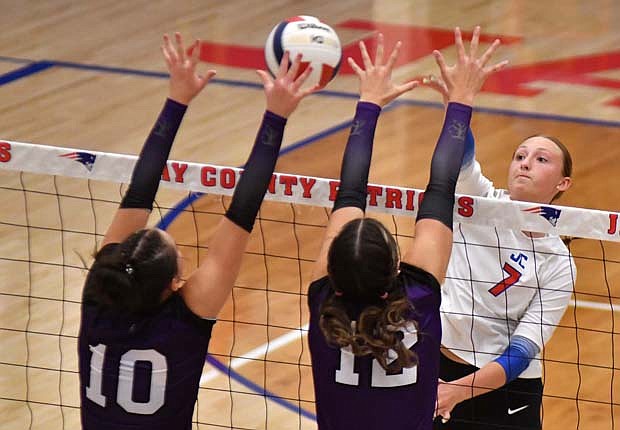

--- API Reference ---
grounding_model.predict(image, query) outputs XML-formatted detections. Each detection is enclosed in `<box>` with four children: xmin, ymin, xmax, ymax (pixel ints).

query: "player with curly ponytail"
<box><xmin>307</xmin><ymin>27</ymin><xmax>507</xmax><ymax>429</ymax></box>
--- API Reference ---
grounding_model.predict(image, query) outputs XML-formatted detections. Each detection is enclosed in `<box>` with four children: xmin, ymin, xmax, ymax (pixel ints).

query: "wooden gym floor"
<box><xmin>1</xmin><ymin>1</ymin><xmax>619</xmax><ymax>429</ymax></box>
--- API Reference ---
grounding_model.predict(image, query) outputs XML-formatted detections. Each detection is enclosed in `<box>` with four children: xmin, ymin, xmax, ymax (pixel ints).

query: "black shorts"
<box><xmin>433</xmin><ymin>352</ymin><xmax>542</xmax><ymax>430</ymax></box>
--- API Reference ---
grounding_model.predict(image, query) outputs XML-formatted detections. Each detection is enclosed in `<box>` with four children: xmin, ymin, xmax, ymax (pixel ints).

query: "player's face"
<box><xmin>507</xmin><ymin>137</ymin><xmax>571</xmax><ymax>203</ymax></box>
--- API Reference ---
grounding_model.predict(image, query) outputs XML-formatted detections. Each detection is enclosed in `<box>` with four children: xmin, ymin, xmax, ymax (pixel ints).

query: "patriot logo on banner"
<box><xmin>523</xmin><ymin>206</ymin><xmax>562</xmax><ymax>227</ymax></box>
<box><xmin>60</xmin><ymin>151</ymin><xmax>97</xmax><ymax>171</ymax></box>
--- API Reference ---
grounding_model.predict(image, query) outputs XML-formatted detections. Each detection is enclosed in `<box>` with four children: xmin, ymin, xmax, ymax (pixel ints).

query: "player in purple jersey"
<box><xmin>78</xmin><ymin>33</ymin><xmax>319</xmax><ymax>430</ymax></box>
<box><xmin>307</xmin><ymin>28</ymin><xmax>507</xmax><ymax>430</ymax></box>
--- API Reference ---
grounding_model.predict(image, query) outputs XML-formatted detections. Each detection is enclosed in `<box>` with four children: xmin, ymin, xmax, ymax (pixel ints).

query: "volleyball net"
<box><xmin>0</xmin><ymin>140</ymin><xmax>618</xmax><ymax>429</ymax></box>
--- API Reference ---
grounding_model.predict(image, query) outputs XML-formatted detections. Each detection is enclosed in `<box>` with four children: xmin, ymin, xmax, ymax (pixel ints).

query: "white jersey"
<box><xmin>441</xmin><ymin>161</ymin><xmax>576</xmax><ymax>378</ymax></box>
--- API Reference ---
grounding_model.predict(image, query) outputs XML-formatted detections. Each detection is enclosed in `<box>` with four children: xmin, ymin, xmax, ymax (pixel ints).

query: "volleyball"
<box><xmin>264</xmin><ymin>15</ymin><xmax>342</xmax><ymax>88</ymax></box>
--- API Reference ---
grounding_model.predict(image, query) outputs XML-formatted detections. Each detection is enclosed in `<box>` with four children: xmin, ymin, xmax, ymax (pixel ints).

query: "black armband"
<box><xmin>333</xmin><ymin>101</ymin><xmax>381</xmax><ymax>212</ymax></box>
<box><xmin>416</xmin><ymin>102</ymin><xmax>472</xmax><ymax>229</ymax></box>
<box><xmin>225</xmin><ymin>110</ymin><xmax>287</xmax><ymax>232</ymax></box>
<box><xmin>120</xmin><ymin>98</ymin><xmax>187</xmax><ymax>210</ymax></box>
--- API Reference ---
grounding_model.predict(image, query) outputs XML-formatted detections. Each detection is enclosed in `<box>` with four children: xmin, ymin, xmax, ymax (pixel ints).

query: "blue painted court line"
<box><xmin>1</xmin><ymin>55</ymin><xmax>619</xmax><ymax>128</ymax></box>
<box><xmin>278</xmin><ymin>99</ymin><xmax>402</xmax><ymax>157</ymax></box>
<box><xmin>157</xmin><ymin>192</ymin><xmax>202</xmax><ymax>231</ymax></box>
<box><xmin>280</xmin><ymin>118</ymin><xmax>353</xmax><ymax>157</ymax></box>
<box><xmin>205</xmin><ymin>355</ymin><xmax>317</xmax><ymax>421</ymax></box>
<box><xmin>0</xmin><ymin>61</ymin><xmax>54</xmax><ymax>86</ymax></box>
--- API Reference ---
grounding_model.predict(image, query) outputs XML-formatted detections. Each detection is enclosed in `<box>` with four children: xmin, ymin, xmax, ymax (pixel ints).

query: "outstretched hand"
<box><xmin>432</xmin><ymin>26</ymin><xmax>508</xmax><ymax>106</ymax></box>
<box><xmin>256</xmin><ymin>52</ymin><xmax>320</xmax><ymax>118</ymax></box>
<box><xmin>161</xmin><ymin>32</ymin><xmax>217</xmax><ymax>105</ymax></box>
<box><xmin>421</xmin><ymin>74</ymin><xmax>449</xmax><ymax>107</ymax></box>
<box><xmin>348</xmin><ymin>33</ymin><xmax>418</xmax><ymax>107</ymax></box>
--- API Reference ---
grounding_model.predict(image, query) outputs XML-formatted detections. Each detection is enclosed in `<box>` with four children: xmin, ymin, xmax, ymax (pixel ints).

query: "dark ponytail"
<box><xmin>320</xmin><ymin>218</ymin><xmax>418</xmax><ymax>372</ymax></box>
<box><xmin>84</xmin><ymin>229</ymin><xmax>178</xmax><ymax>314</ymax></box>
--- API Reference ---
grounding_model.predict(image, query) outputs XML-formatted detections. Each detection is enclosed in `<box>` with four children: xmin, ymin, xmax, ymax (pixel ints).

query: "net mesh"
<box><xmin>0</xmin><ymin>141</ymin><xmax>618</xmax><ymax>429</ymax></box>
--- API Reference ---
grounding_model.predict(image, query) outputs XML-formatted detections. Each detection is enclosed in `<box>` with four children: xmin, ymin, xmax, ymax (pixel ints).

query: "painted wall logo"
<box><xmin>522</xmin><ymin>206</ymin><xmax>561</xmax><ymax>226</ymax></box>
<box><xmin>60</xmin><ymin>151</ymin><xmax>97</xmax><ymax>171</ymax></box>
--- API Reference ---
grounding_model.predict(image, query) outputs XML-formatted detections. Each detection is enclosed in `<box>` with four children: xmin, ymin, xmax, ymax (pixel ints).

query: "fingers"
<box><xmin>374</xmin><ymin>33</ymin><xmax>384</xmax><ymax>65</ymax></box>
<box><xmin>160</xmin><ymin>44</ymin><xmax>172</xmax><ymax>68</ymax></box>
<box><xmin>196</xmin><ymin>69</ymin><xmax>217</xmax><ymax>92</ymax></box>
<box><xmin>485</xmin><ymin>59</ymin><xmax>508</xmax><ymax>74</ymax></box>
<box><xmin>433</xmin><ymin>50</ymin><xmax>450</xmax><ymax>86</ymax></box>
<box><xmin>422</xmin><ymin>75</ymin><xmax>448</xmax><ymax>96</ymax></box>
<box><xmin>441</xmin><ymin>411</ymin><xmax>451</xmax><ymax>423</ymax></box>
<box><xmin>277</xmin><ymin>51</ymin><xmax>290</xmax><ymax>77</ymax></box>
<box><xmin>291</xmin><ymin>64</ymin><xmax>314</xmax><ymax>92</ymax></box>
<box><xmin>189</xmin><ymin>39</ymin><xmax>201</xmax><ymax>66</ymax></box>
<box><xmin>347</xmin><ymin>57</ymin><xmax>363</xmax><ymax>76</ymax></box>
<box><xmin>469</xmin><ymin>25</ymin><xmax>480</xmax><ymax>59</ymax></box>
<box><xmin>256</xmin><ymin>69</ymin><xmax>272</xmax><ymax>87</ymax></box>
<box><xmin>454</xmin><ymin>27</ymin><xmax>466</xmax><ymax>62</ymax></box>
<box><xmin>394</xmin><ymin>79</ymin><xmax>418</xmax><ymax>97</ymax></box>
<box><xmin>162</xmin><ymin>33</ymin><xmax>178</xmax><ymax>65</ymax></box>
<box><xmin>479</xmin><ymin>38</ymin><xmax>501</xmax><ymax>67</ymax></box>
<box><xmin>385</xmin><ymin>40</ymin><xmax>402</xmax><ymax>72</ymax></box>
<box><xmin>204</xmin><ymin>69</ymin><xmax>217</xmax><ymax>82</ymax></box>
<box><xmin>359</xmin><ymin>40</ymin><xmax>372</xmax><ymax>70</ymax></box>
<box><xmin>298</xmin><ymin>82</ymin><xmax>322</xmax><ymax>98</ymax></box>
<box><xmin>287</xmin><ymin>53</ymin><xmax>303</xmax><ymax>81</ymax></box>
<box><xmin>175</xmin><ymin>32</ymin><xmax>186</xmax><ymax>64</ymax></box>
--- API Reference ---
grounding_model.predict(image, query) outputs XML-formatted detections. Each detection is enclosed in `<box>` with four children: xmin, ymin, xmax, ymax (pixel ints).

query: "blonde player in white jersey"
<box><xmin>424</xmin><ymin>76</ymin><xmax>576</xmax><ymax>430</ymax></box>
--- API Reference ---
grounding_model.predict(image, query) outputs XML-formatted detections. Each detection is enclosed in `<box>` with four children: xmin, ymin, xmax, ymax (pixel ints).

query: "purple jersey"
<box><xmin>308</xmin><ymin>262</ymin><xmax>441</xmax><ymax>430</ymax></box>
<box><xmin>78</xmin><ymin>246</ymin><xmax>215</xmax><ymax>430</ymax></box>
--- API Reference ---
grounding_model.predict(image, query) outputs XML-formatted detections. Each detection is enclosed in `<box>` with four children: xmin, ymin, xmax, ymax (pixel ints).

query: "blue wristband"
<box><xmin>494</xmin><ymin>336</ymin><xmax>540</xmax><ymax>383</ymax></box>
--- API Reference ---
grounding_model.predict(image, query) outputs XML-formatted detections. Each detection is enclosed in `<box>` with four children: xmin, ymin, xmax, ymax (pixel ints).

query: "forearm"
<box><xmin>332</xmin><ymin>101</ymin><xmax>381</xmax><ymax>212</ymax></box>
<box><xmin>416</xmin><ymin>102</ymin><xmax>472</xmax><ymax>227</ymax></box>
<box><xmin>121</xmin><ymin>98</ymin><xmax>187</xmax><ymax>210</ymax></box>
<box><xmin>450</xmin><ymin>361</ymin><xmax>507</xmax><ymax>403</ymax></box>
<box><xmin>225</xmin><ymin>110</ymin><xmax>287</xmax><ymax>232</ymax></box>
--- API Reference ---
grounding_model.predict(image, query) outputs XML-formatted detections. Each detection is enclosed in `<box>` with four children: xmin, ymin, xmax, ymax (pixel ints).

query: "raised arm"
<box><xmin>421</xmin><ymin>75</ymin><xmax>495</xmax><ymax>197</ymax></box>
<box><xmin>311</xmin><ymin>34</ymin><xmax>417</xmax><ymax>280</ymax></box>
<box><xmin>102</xmin><ymin>33</ymin><xmax>216</xmax><ymax>248</ymax></box>
<box><xmin>402</xmin><ymin>26</ymin><xmax>507</xmax><ymax>283</ymax></box>
<box><xmin>181</xmin><ymin>52</ymin><xmax>319</xmax><ymax>318</ymax></box>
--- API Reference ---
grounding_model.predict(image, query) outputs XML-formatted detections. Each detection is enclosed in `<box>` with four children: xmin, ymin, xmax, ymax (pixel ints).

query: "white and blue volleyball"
<box><xmin>265</xmin><ymin>15</ymin><xmax>342</xmax><ymax>87</ymax></box>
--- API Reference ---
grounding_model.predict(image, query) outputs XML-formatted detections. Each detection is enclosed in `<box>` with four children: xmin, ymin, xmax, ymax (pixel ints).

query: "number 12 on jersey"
<box><xmin>335</xmin><ymin>322</ymin><xmax>418</xmax><ymax>388</ymax></box>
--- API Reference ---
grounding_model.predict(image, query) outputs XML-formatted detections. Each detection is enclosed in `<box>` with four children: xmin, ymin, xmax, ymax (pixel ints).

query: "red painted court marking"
<box><xmin>484</xmin><ymin>50</ymin><xmax>620</xmax><ymax>96</ymax></box>
<box><xmin>192</xmin><ymin>20</ymin><xmax>620</xmax><ymax>106</ymax></box>
<box><xmin>336</xmin><ymin>20</ymin><xmax>521</xmax><ymax>75</ymax></box>
<box><xmin>193</xmin><ymin>20</ymin><xmax>522</xmax><ymax>75</ymax></box>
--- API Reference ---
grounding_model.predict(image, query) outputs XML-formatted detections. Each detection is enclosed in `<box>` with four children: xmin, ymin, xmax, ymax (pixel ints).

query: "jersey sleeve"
<box><xmin>308</xmin><ymin>277</ymin><xmax>330</xmax><ymax>306</ymax></box>
<box><xmin>512</xmin><ymin>254</ymin><xmax>576</xmax><ymax>350</ymax></box>
<box><xmin>173</xmin><ymin>295</ymin><xmax>216</xmax><ymax>337</ymax></box>
<box><xmin>455</xmin><ymin>159</ymin><xmax>496</xmax><ymax>197</ymax></box>
<box><xmin>398</xmin><ymin>262</ymin><xmax>441</xmax><ymax>307</ymax></box>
